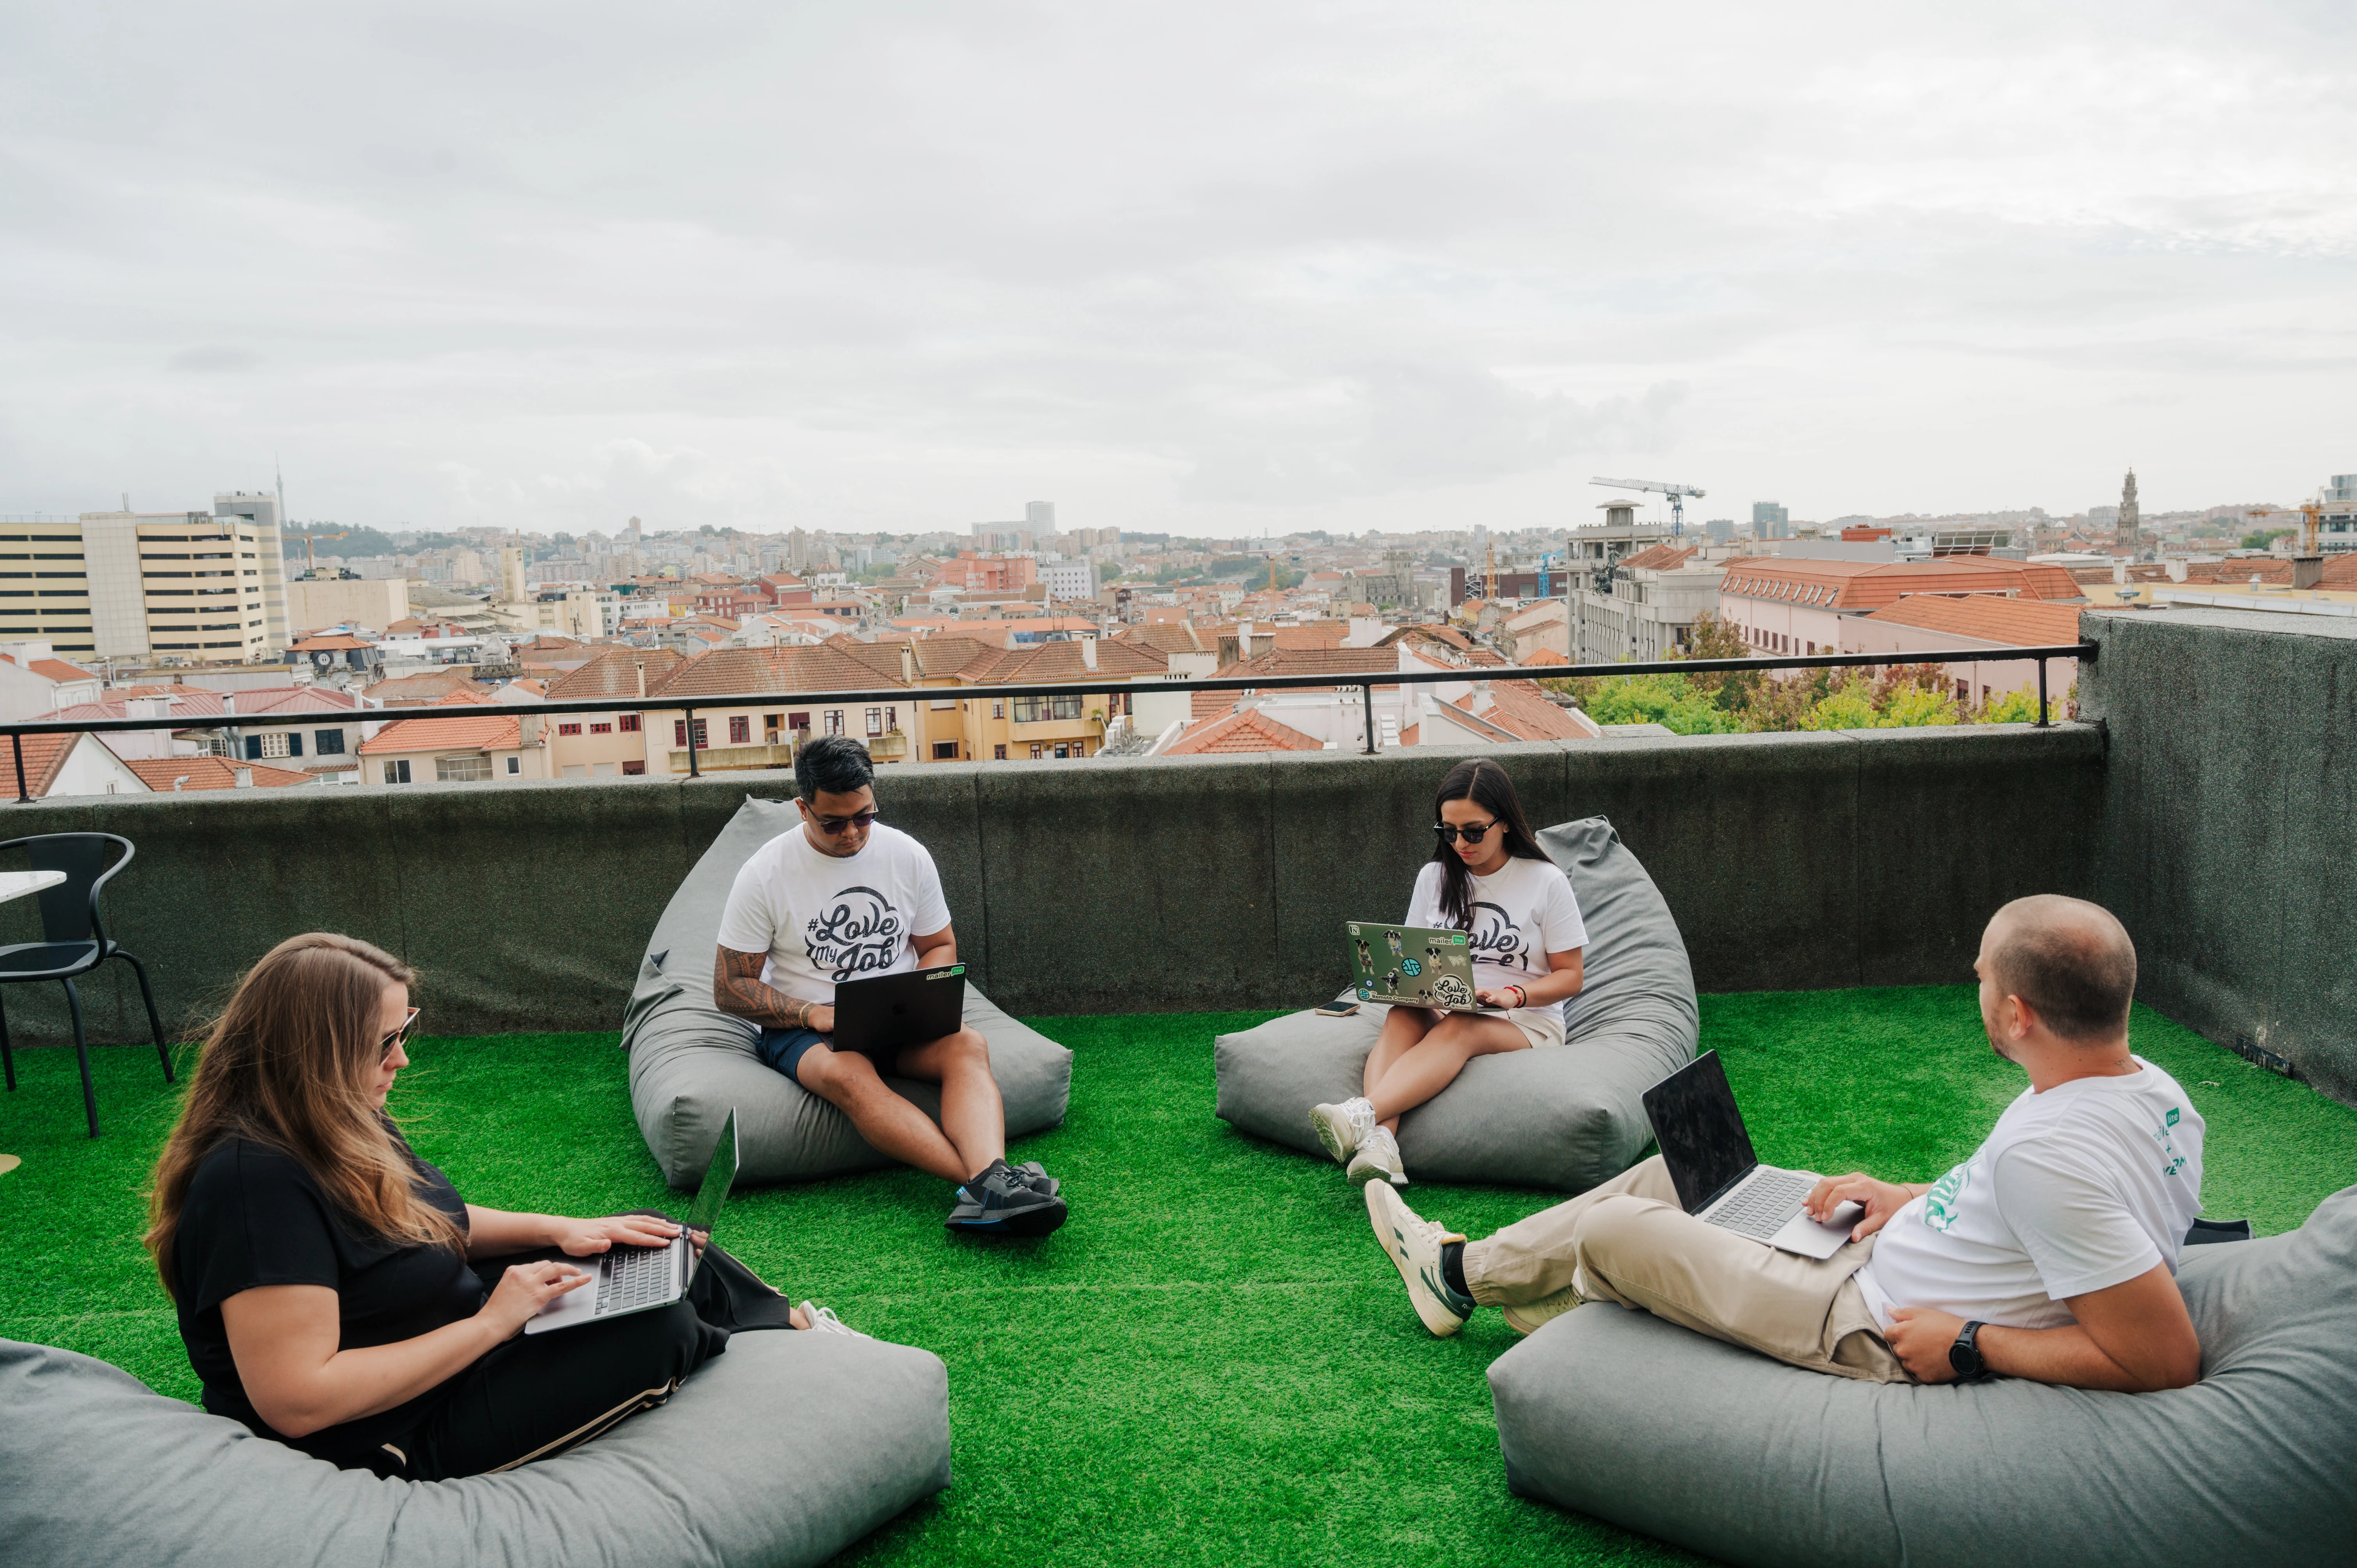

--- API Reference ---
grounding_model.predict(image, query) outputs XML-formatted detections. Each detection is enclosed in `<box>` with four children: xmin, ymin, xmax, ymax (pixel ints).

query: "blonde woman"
<box><xmin>147</xmin><ymin>933</ymin><xmax>853</xmax><ymax>1479</ymax></box>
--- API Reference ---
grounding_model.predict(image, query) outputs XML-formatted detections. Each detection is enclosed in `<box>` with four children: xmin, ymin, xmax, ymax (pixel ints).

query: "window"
<box><xmin>729</xmin><ymin>715</ymin><xmax>751</xmax><ymax>744</ymax></box>
<box><xmin>673</xmin><ymin>719</ymin><xmax>709</xmax><ymax>748</ymax></box>
<box><xmin>506</xmin><ymin>756</ymin><xmax>521</xmax><ymax>775</ymax></box>
<box><xmin>313</xmin><ymin>729</ymin><xmax>345</xmax><ymax>755</ymax></box>
<box><xmin>825</xmin><ymin>711</ymin><xmax>844</xmax><ymax>736</ymax></box>
<box><xmin>590</xmin><ymin>722</ymin><xmax>612</xmax><ymax>734</ymax></box>
<box><xmin>558</xmin><ymin>722</ymin><xmax>583</xmax><ymax>736</ymax></box>
<box><xmin>383</xmin><ymin>759</ymin><xmax>411</xmax><ymax>784</ymax></box>
<box><xmin>1011</xmin><ymin>694</ymin><xmax>1085</xmax><ymax>722</ymax></box>
<box><xmin>622</xmin><ymin>760</ymin><xmax>646</xmax><ymax>775</ymax></box>
<box><xmin>992</xmin><ymin>700</ymin><xmax>1005</xmax><ymax>719</ymax></box>
<box><xmin>1054</xmin><ymin>743</ymin><xmax>1071</xmax><ymax>759</ymax></box>
<box><xmin>789</xmin><ymin>712</ymin><xmax>809</xmax><ymax>731</ymax></box>
<box><xmin>764</xmin><ymin>713</ymin><xmax>781</xmax><ymax>740</ymax></box>
<box><xmin>1029</xmin><ymin>743</ymin><xmax>1042</xmax><ymax>759</ymax></box>
<box><xmin>933</xmin><ymin>741</ymin><xmax>959</xmax><ymax>759</ymax></box>
<box><xmin>994</xmin><ymin>744</ymin><xmax>1007</xmax><ymax>759</ymax></box>
<box><xmin>883</xmin><ymin>706</ymin><xmax>897</xmax><ymax>733</ymax></box>
<box><xmin>618</xmin><ymin>714</ymin><xmax>641</xmax><ymax>733</ymax></box>
<box><xmin>437</xmin><ymin>753</ymin><xmax>492</xmax><ymax>782</ymax></box>
<box><xmin>255</xmin><ymin>733</ymin><xmax>290</xmax><ymax>759</ymax></box>
<box><xmin>865</xmin><ymin>707</ymin><xmax>883</xmax><ymax>737</ymax></box>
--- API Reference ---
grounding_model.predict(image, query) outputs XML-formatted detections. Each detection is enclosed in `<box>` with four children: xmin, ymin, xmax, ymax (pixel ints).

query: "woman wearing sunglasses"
<box><xmin>1310</xmin><ymin>758</ymin><xmax>1586</xmax><ymax>1185</ymax></box>
<box><xmin>146</xmin><ymin>932</ymin><xmax>853</xmax><ymax>1480</ymax></box>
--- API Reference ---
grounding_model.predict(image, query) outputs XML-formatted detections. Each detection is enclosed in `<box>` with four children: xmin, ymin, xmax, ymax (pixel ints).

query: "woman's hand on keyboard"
<box><xmin>481</xmin><ymin>1260</ymin><xmax>590</xmax><ymax>1338</ymax></box>
<box><xmin>554</xmin><ymin>1214</ymin><xmax>682</xmax><ymax>1257</ymax></box>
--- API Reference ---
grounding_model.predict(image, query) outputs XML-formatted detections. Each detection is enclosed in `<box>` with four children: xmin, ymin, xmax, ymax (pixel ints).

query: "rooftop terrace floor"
<box><xmin>5</xmin><ymin>991</ymin><xmax>2355</xmax><ymax>1567</ymax></box>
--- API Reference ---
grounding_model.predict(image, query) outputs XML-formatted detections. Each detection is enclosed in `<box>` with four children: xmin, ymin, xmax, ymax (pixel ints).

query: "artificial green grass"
<box><xmin>4</xmin><ymin>990</ymin><xmax>2354</xmax><ymax>1567</ymax></box>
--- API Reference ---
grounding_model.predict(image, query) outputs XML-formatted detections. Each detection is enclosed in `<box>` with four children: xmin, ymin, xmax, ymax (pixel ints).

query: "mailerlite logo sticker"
<box><xmin>805</xmin><ymin>886</ymin><xmax>905</xmax><ymax>980</ymax></box>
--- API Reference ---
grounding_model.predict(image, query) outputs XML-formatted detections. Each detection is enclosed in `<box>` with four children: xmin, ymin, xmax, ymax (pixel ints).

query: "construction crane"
<box><xmin>1590</xmin><ymin>476</ymin><xmax>1706</xmax><ymax>537</ymax></box>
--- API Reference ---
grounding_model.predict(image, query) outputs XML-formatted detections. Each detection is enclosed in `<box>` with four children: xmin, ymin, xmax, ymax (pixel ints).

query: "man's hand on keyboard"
<box><xmin>1803</xmin><ymin>1173</ymin><xmax>1928</xmax><ymax>1242</ymax></box>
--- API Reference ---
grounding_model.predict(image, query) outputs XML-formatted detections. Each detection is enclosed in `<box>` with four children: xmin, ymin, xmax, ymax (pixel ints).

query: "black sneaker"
<box><xmin>1014</xmin><ymin>1160</ymin><xmax>1060</xmax><ymax>1198</ymax></box>
<box><xmin>947</xmin><ymin>1163</ymin><xmax>1068</xmax><ymax>1236</ymax></box>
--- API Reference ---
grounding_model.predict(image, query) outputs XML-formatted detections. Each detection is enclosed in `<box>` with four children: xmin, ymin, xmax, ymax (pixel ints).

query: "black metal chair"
<box><xmin>0</xmin><ymin>833</ymin><xmax>171</xmax><ymax>1138</ymax></box>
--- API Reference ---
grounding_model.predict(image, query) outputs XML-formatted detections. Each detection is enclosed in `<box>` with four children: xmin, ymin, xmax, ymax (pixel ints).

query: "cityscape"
<box><xmin>0</xmin><ymin>468</ymin><xmax>2349</xmax><ymax>792</ymax></box>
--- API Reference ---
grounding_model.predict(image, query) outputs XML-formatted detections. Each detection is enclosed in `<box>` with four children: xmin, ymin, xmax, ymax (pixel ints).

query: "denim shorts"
<box><xmin>755</xmin><ymin>1025</ymin><xmax>830</xmax><ymax>1084</ymax></box>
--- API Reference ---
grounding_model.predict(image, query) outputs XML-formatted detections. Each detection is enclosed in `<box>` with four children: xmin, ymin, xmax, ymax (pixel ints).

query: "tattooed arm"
<box><xmin>714</xmin><ymin>946</ymin><xmax>831</xmax><ymax>1033</ymax></box>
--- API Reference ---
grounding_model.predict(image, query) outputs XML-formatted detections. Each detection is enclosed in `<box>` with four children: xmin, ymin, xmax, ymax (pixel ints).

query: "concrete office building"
<box><xmin>1026</xmin><ymin>501</ymin><xmax>1056</xmax><ymax>532</ymax></box>
<box><xmin>17</xmin><ymin>492</ymin><xmax>290</xmax><ymax>664</ymax></box>
<box><xmin>2319</xmin><ymin>473</ymin><xmax>2356</xmax><ymax>554</ymax></box>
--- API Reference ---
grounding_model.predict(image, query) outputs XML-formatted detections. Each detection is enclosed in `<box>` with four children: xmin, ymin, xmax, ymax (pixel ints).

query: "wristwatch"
<box><xmin>1948</xmin><ymin>1320</ymin><xmax>1989</xmax><ymax>1382</ymax></box>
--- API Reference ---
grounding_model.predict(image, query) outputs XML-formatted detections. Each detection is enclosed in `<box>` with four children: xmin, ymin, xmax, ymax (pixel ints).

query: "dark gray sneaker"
<box><xmin>1014</xmin><ymin>1160</ymin><xmax>1060</xmax><ymax>1197</ymax></box>
<box><xmin>947</xmin><ymin>1162</ymin><xmax>1069</xmax><ymax>1236</ymax></box>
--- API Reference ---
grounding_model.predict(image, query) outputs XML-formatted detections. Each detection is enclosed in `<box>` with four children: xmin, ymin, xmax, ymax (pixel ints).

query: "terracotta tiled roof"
<box><xmin>544</xmin><ymin>648</ymin><xmax>687</xmax><ymax>702</ymax></box>
<box><xmin>1522</xmin><ymin>647</ymin><xmax>1570</xmax><ymax>667</ymax></box>
<box><xmin>359</xmin><ymin>701</ymin><xmax>525</xmax><ymax>756</ymax></box>
<box><xmin>1380</xmin><ymin>625</ymin><xmax>1478</xmax><ymax>653</ymax></box>
<box><xmin>124</xmin><ymin>756</ymin><xmax>311</xmax><ymax>791</ymax></box>
<box><xmin>1114</xmin><ymin>624</ymin><xmax>1209</xmax><ymax>656</ymax></box>
<box><xmin>1618</xmin><ymin>543</ymin><xmax>1700</xmax><ymax>572</ymax></box>
<box><xmin>1224</xmin><ymin>647</ymin><xmax>1399</xmax><ymax>678</ymax></box>
<box><xmin>1449</xmin><ymin>680</ymin><xmax>1595</xmax><ymax>743</ymax></box>
<box><xmin>1269</xmin><ymin>625</ymin><xmax>1346</xmax><ymax>650</ymax></box>
<box><xmin>958</xmin><ymin>639</ymin><xmax>1167</xmax><ymax>685</ymax></box>
<box><xmin>222</xmin><ymin>686</ymin><xmax>367</xmax><ymax>717</ymax></box>
<box><xmin>1859</xmin><ymin>594</ymin><xmax>2085</xmax><ymax>647</ymax></box>
<box><xmin>0</xmin><ymin>733</ymin><xmax>79</xmax><ymax>798</ymax></box>
<box><xmin>365</xmin><ymin>672</ymin><xmax>493</xmax><ymax>707</ymax></box>
<box><xmin>650</xmin><ymin>645</ymin><xmax>911</xmax><ymax>701</ymax></box>
<box><xmin>1162</xmin><ymin>709</ymin><xmax>1326</xmax><ymax>754</ymax></box>
<box><xmin>1716</xmin><ymin>556</ymin><xmax>2085</xmax><ymax>611</ymax></box>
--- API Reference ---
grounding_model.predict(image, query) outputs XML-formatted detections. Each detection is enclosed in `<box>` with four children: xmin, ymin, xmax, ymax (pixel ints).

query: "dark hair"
<box><xmin>1988</xmin><ymin>895</ymin><xmax>2137</xmax><ymax>1044</ymax></box>
<box><xmin>1428</xmin><ymin>758</ymin><xmax>1549</xmax><ymax>928</ymax></box>
<box><xmin>795</xmin><ymin>733</ymin><xmax>875</xmax><ymax>803</ymax></box>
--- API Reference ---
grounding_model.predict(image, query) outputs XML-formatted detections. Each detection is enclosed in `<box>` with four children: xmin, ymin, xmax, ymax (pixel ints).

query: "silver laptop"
<box><xmin>1344</xmin><ymin>921</ymin><xmax>1502</xmax><ymax>1013</ymax></box>
<box><xmin>1640</xmin><ymin>1053</ymin><xmax>1859</xmax><ymax>1260</ymax></box>
<box><xmin>524</xmin><ymin>1109</ymin><xmax>739</xmax><ymax>1335</ymax></box>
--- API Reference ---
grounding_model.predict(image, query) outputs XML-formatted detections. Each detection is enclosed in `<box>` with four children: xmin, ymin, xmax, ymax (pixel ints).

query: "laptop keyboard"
<box><xmin>595</xmin><ymin>1245</ymin><xmax>674</xmax><ymax>1315</ymax></box>
<box><xmin>1706</xmin><ymin>1168</ymin><xmax>1812</xmax><ymax>1241</ymax></box>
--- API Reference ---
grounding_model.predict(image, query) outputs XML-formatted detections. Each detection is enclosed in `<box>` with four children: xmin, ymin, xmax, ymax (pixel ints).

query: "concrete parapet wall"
<box><xmin>0</xmin><ymin>724</ymin><xmax>2102</xmax><ymax>1045</ymax></box>
<box><xmin>2081</xmin><ymin>606</ymin><xmax>2357</xmax><ymax>1104</ymax></box>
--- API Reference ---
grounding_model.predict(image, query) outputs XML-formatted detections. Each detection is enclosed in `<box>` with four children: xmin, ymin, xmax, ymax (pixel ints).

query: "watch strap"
<box><xmin>1949</xmin><ymin>1319</ymin><xmax>1989</xmax><ymax>1381</ymax></box>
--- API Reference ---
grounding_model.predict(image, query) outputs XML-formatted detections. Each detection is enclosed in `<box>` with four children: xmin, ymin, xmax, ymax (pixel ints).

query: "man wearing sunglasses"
<box><xmin>712</xmin><ymin>734</ymin><xmax>1065</xmax><ymax>1234</ymax></box>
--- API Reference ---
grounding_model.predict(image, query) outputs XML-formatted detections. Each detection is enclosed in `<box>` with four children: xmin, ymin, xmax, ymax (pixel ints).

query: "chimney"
<box><xmin>222</xmin><ymin>693</ymin><xmax>235</xmax><ymax>715</ymax></box>
<box><xmin>1080</xmin><ymin>634</ymin><xmax>1097</xmax><ymax>672</ymax></box>
<box><xmin>900</xmin><ymin>643</ymin><xmax>915</xmax><ymax>682</ymax></box>
<box><xmin>2292</xmin><ymin>555</ymin><xmax>2324</xmax><ymax>591</ymax></box>
<box><xmin>234</xmin><ymin>766</ymin><xmax>253</xmax><ymax>788</ymax></box>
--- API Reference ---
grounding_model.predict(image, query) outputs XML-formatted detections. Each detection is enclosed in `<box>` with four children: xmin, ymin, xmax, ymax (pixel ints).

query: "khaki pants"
<box><xmin>1460</xmin><ymin>1155</ymin><xmax>1909</xmax><ymax>1382</ymax></box>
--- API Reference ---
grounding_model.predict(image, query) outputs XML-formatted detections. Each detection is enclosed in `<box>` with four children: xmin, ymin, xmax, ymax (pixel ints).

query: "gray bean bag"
<box><xmin>0</xmin><ymin>1327</ymin><xmax>950</xmax><ymax>1568</ymax></box>
<box><xmin>1489</xmin><ymin>1184</ymin><xmax>2357</xmax><ymax>1567</ymax></box>
<box><xmin>1212</xmin><ymin>816</ymin><xmax>1698</xmax><ymax>1192</ymax></box>
<box><xmin>629</xmin><ymin>795</ymin><xmax>1072</xmax><ymax>1188</ymax></box>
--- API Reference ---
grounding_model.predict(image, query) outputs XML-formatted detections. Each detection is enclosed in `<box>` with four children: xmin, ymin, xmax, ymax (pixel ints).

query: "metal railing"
<box><xmin>0</xmin><ymin>643</ymin><xmax>2097</xmax><ymax>798</ymax></box>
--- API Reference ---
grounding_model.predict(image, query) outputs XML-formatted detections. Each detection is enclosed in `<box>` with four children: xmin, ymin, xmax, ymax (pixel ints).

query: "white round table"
<box><xmin>0</xmin><ymin>867</ymin><xmax>69</xmax><ymax>1173</ymax></box>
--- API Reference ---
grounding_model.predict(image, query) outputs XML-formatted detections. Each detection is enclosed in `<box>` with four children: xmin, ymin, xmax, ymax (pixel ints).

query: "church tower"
<box><xmin>2117</xmin><ymin>468</ymin><xmax>2141</xmax><ymax>545</ymax></box>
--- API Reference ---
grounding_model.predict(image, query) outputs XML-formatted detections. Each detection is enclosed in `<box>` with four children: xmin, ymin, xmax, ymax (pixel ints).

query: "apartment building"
<box><xmin>1716</xmin><ymin>556</ymin><xmax>2083</xmax><ymax>660</ymax></box>
<box><xmin>541</xmin><ymin>647</ymin><xmax>686</xmax><ymax>777</ymax></box>
<box><xmin>1841</xmin><ymin>595</ymin><xmax>2086</xmax><ymax>705</ymax></box>
<box><xmin>359</xmin><ymin>695</ymin><xmax>555</xmax><ymax>786</ymax></box>
<box><xmin>1569</xmin><ymin>543</ymin><xmax>1729</xmax><ymax>664</ymax></box>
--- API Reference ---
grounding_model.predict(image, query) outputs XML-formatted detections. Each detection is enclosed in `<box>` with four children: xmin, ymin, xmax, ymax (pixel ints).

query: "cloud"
<box><xmin>0</xmin><ymin>1</ymin><xmax>2350</xmax><ymax>527</ymax></box>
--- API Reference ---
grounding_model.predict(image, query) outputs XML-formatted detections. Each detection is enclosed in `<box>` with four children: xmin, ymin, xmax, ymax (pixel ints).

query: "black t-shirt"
<box><xmin>172</xmin><ymin>1129</ymin><xmax>487</xmax><ymax>1465</ymax></box>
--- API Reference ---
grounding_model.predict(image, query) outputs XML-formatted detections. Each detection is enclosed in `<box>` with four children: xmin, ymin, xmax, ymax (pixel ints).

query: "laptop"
<box><xmin>525</xmin><ymin>1109</ymin><xmax>740</xmax><ymax>1335</ymax></box>
<box><xmin>832</xmin><ymin>963</ymin><xmax>966</xmax><ymax>1063</ymax></box>
<box><xmin>1344</xmin><ymin>922</ymin><xmax>1501</xmax><ymax>1013</ymax></box>
<box><xmin>1640</xmin><ymin>1052</ymin><xmax>1860</xmax><ymax>1260</ymax></box>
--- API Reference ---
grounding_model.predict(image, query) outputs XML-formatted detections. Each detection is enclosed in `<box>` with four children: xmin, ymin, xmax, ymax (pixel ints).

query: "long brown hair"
<box><xmin>1428</xmin><ymin>758</ymin><xmax>1549</xmax><ymax>929</ymax></box>
<box><xmin>146</xmin><ymin>933</ymin><xmax>458</xmax><ymax>1299</ymax></box>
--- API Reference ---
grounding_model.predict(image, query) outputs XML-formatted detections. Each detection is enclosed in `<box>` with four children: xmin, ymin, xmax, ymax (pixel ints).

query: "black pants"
<box><xmin>375</xmin><ymin>1225</ymin><xmax>796</xmax><ymax>1481</ymax></box>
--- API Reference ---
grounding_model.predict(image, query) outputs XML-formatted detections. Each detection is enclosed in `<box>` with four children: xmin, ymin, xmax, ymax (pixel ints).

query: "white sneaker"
<box><xmin>1364</xmin><ymin>1182</ymin><xmax>1474</xmax><ymax>1338</ymax></box>
<box><xmin>1345</xmin><ymin>1125</ymin><xmax>1406</xmax><ymax>1187</ymax></box>
<box><xmin>797</xmin><ymin>1300</ymin><xmax>871</xmax><ymax>1339</ymax></box>
<box><xmin>1309</xmin><ymin>1097</ymin><xmax>1377</xmax><ymax>1165</ymax></box>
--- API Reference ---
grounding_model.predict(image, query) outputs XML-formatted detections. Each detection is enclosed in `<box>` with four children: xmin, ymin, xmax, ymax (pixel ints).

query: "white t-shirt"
<box><xmin>1404</xmin><ymin>856</ymin><xmax>1588</xmax><ymax>1025</ymax></box>
<box><xmin>1852</xmin><ymin>1057</ymin><xmax>2205</xmax><ymax>1332</ymax></box>
<box><xmin>713</xmin><ymin>823</ymin><xmax>952</xmax><ymax>1005</ymax></box>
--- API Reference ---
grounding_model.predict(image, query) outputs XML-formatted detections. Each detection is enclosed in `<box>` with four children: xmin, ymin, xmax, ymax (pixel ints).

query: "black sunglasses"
<box><xmin>810</xmin><ymin>809</ymin><xmax>878</xmax><ymax>835</ymax></box>
<box><xmin>1433</xmin><ymin>820</ymin><xmax>1499</xmax><ymax>844</ymax></box>
<box><xmin>380</xmin><ymin>1006</ymin><xmax>421</xmax><ymax>1061</ymax></box>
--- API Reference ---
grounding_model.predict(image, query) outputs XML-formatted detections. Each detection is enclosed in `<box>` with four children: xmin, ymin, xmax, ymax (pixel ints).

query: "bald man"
<box><xmin>1364</xmin><ymin>895</ymin><xmax>2209</xmax><ymax>1391</ymax></box>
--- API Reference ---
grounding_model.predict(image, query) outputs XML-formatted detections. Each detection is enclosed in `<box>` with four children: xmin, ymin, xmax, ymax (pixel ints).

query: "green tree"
<box><xmin>1570</xmin><ymin>672</ymin><xmax>1744</xmax><ymax>735</ymax></box>
<box><xmin>1975</xmin><ymin>687</ymin><xmax>2043</xmax><ymax>724</ymax></box>
<box><xmin>2239</xmin><ymin>528</ymin><xmax>2292</xmax><ymax>551</ymax></box>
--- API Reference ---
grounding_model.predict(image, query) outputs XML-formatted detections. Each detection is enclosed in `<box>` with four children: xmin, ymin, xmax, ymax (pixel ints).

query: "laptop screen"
<box><xmin>1640</xmin><ymin>1052</ymin><xmax>1760</xmax><ymax>1215</ymax></box>
<box><xmin>687</xmin><ymin>1108</ymin><xmax>739</xmax><ymax>1236</ymax></box>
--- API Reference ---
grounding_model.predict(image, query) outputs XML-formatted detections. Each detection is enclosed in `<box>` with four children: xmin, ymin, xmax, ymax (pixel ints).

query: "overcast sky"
<box><xmin>4</xmin><ymin>2</ymin><xmax>2351</xmax><ymax>537</ymax></box>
